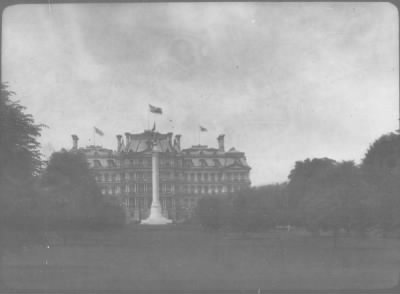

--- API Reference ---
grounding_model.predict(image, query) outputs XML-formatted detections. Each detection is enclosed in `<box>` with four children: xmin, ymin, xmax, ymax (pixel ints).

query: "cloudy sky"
<box><xmin>2</xmin><ymin>2</ymin><xmax>398</xmax><ymax>185</ymax></box>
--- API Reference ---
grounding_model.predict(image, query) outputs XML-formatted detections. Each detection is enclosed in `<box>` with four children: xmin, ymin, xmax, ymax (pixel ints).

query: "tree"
<box><xmin>287</xmin><ymin>158</ymin><xmax>337</xmax><ymax>209</ymax></box>
<box><xmin>195</xmin><ymin>196</ymin><xmax>226</xmax><ymax>231</ymax></box>
<box><xmin>361</xmin><ymin>132</ymin><xmax>400</xmax><ymax>234</ymax></box>
<box><xmin>41</xmin><ymin>150</ymin><xmax>108</xmax><ymax>229</ymax></box>
<box><xmin>299</xmin><ymin>161</ymin><xmax>375</xmax><ymax>244</ymax></box>
<box><xmin>0</xmin><ymin>84</ymin><xmax>46</xmax><ymax>287</ymax></box>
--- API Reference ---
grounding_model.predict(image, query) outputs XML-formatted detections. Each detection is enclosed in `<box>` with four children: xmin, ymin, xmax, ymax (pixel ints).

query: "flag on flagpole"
<box><xmin>149</xmin><ymin>104</ymin><xmax>163</xmax><ymax>114</ymax></box>
<box><xmin>94</xmin><ymin>127</ymin><xmax>104</xmax><ymax>136</ymax></box>
<box><xmin>200</xmin><ymin>126</ymin><xmax>208</xmax><ymax>132</ymax></box>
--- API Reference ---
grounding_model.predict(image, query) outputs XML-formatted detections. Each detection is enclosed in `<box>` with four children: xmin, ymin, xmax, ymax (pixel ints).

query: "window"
<box><xmin>130</xmin><ymin>184</ymin><xmax>135</xmax><ymax>193</ymax></box>
<box><xmin>137</xmin><ymin>184</ymin><xmax>145</xmax><ymax>193</ymax></box>
<box><xmin>129</xmin><ymin>197</ymin><xmax>135</xmax><ymax>208</ymax></box>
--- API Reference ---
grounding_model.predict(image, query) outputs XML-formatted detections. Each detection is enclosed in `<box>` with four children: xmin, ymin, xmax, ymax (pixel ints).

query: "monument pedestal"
<box><xmin>141</xmin><ymin>203</ymin><xmax>172</xmax><ymax>225</ymax></box>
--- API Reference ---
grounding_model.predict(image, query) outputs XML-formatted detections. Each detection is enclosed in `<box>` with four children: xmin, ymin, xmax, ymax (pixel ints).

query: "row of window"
<box><xmin>101</xmin><ymin>183</ymin><xmax>174</xmax><ymax>195</ymax></box>
<box><xmin>95</xmin><ymin>172</ymin><xmax>174</xmax><ymax>183</ymax></box>
<box><xmin>185</xmin><ymin>172</ymin><xmax>248</xmax><ymax>182</ymax></box>
<box><xmin>124</xmin><ymin>197</ymin><xmax>197</xmax><ymax>211</ymax></box>
<box><xmin>93</xmin><ymin>159</ymin><xmax>182</xmax><ymax>168</ymax></box>
<box><xmin>182</xmin><ymin>185</ymin><xmax>241</xmax><ymax>194</ymax></box>
<box><xmin>95</xmin><ymin>172</ymin><xmax>248</xmax><ymax>183</ymax></box>
<box><xmin>101</xmin><ymin>183</ymin><xmax>243</xmax><ymax>196</ymax></box>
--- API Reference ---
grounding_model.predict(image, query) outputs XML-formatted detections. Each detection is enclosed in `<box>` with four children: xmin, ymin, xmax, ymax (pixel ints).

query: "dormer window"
<box><xmin>94</xmin><ymin>160</ymin><xmax>102</xmax><ymax>168</ymax></box>
<box><xmin>213</xmin><ymin>159</ymin><xmax>221</xmax><ymax>167</ymax></box>
<box><xmin>200</xmin><ymin>159</ymin><xmax>207</xmax><ymax>167</ymax></box>
<box><xmin>107</xmin><ymin>160</ymin><xmax>116</xmax><ymax>168</ymax></box>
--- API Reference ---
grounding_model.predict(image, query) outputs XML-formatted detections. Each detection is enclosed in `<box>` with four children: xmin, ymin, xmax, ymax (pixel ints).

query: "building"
<box><xmin>71</xmin><ymin>130</ymin><xmax>251</xmax><ymax>222</ymax></box>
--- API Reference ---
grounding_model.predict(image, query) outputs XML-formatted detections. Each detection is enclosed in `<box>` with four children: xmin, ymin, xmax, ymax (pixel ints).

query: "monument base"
<box><xmin>141</xmin><ymin>205</ymin><xmax>172</xmax><ymax>225</ymax></box>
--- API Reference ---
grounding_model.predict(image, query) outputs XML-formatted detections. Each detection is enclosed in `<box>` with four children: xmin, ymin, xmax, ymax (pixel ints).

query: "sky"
<box><xmin>2</xmin><ymin>2</ymin><xmax>398</xmax><ymax>186</ymax></box>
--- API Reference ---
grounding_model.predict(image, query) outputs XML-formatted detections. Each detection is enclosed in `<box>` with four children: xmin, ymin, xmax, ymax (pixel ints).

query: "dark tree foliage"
<box><xmin>0</xmin><ymin>84</ymin><xmax>45</xmax><ymax>181</ymax></box>
<box><xmin>287</xmin><ymin>158</ymin><xmax>337</xmax><ymax>211</ymax></box>
<box><xmin>195</xmin><ymin>185</ymin><xmax>288</xmax><ymax>233</ymax></box>
<box><xmin>195</xmin><ymin>196</ymin><xmax>227</xmax><ymax>231</ymax></box>
<box><xmin>361</xmin><ymin>132</ymin><xmax>400</xmax><ymax>233</ymax></box>
<box><xmin>0</xmin><ymin>84</ymin><xmax>46</xmax><ymax>228</ymax></box>
<box><xmin>41</xmin><ymin>151</ymin><xmax>114</xmax><ymax>228</ymax></box>
<box><xmin>230</xmin><ymin>186</ymin><xmax>286</xmax><ymax>233</ymax></box>
<box><xmin>299</xmin><ymin>161</ymin><xmax>375</xmax><ymax>239</ymax></box>
<box><xmin>0</xmin><ymin>84</ymin><xmax>46</xmax><ymax>287</ymax></box>
<box><xmin>362</xmin><ymin>132</ymin><xmax>400</xmax><ymax>172</ymax></box>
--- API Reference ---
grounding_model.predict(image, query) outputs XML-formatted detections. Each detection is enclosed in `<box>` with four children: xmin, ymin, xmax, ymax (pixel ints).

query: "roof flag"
<box><xmin>200</xmin><ymin>126</ymin><xmax>208</xmax><ymax>132</ymax></box>
<box><xmin>94</xmin><ymin>127</ymin><xmax>104</xmax><ymax>136</ymax></box>
<box><xmin>149</xmin><ymin>104</ymin><xmax>163</xmax><ymax>114</ymax></box>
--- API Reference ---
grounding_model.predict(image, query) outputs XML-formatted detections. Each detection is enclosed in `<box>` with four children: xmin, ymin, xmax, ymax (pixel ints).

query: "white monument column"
<box><xmin>141</xmin><ymin>142</ymin><xmax>172</xmax><ymax>225</ymax></box>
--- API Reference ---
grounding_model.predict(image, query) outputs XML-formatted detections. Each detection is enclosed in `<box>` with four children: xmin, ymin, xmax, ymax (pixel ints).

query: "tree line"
<box><xmin>195</xmin><ymin>134</ymin><xmax>400</xmax><ymax>239</ymax></box>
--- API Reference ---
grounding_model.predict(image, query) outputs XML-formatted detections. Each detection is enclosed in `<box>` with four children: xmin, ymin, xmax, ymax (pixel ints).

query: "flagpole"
<box><xmin>147</xmin><ymin>110</ymin><xmax>150</xmax><ymax>130</ymax></box>
<box><xmin>93</xmin><ymin>128</ymin><xmax>96</xmax><ymax>146</ymax></box>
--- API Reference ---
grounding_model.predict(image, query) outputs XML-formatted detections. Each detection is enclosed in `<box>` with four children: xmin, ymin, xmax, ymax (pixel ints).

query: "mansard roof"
<box><xmin>81</xmin><ymin>146</ymin><xmax>114</xmax><ymax>156</ymax></box>
<box><xmin>187</xmin><ymin>156</ymin><xmax>250</xmax><ymax>169</ymax></box>
<box><xmin>124</xmin><ymin>130</ymin><xmax>176</xmax><ymax>153</ymax></box>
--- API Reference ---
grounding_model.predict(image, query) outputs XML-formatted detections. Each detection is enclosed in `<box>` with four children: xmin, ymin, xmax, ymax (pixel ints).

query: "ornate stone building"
<box><xmin>71</xmin><ymin>130</ymin><xmax>251</xmax><ymax>222</ymax></box>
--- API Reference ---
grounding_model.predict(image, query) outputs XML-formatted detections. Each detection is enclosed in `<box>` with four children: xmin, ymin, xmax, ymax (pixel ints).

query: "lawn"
<box><xmin>2</xmin><ymin>225</ymin><xmax>400</xmax><ymax>291</ymax></box>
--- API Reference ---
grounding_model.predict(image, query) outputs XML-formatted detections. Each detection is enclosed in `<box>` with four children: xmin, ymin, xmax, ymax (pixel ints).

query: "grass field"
<box><xmin>2</xmin><ymin>225</ymin><xmax>400</xmax><ymax>291</ymax></box>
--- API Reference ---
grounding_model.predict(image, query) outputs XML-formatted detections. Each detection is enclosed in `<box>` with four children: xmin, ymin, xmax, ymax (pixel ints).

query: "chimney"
<box><xmin>116</xmin><ymin>135</ymin><xmax>123</xmax><ymax>152</ymax></box>
<box><xmin>174</xmin><ymin>134</ymin><xmax>181</xmax><ymax>152</ymax></box>
<box><xmin>72</xmin><ymin>134</ymin><xmax>79</xmax><ymax>150</ymax></box>
<box><xmin>217</xmin><ymin>134</ymin><xmax>225</xmax><ymax>152</ymax></box>
<box><xmin>124</xmin><ymin>132</ymin><xmax>131</xmax><ymax>146</ymax></box>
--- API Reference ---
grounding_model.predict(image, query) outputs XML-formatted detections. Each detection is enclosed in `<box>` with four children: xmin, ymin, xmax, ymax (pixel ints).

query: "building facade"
<box><xmin>72</xmin><ymin>130</ymin><xmax>251</xmax><ymax>222</ymax></box>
